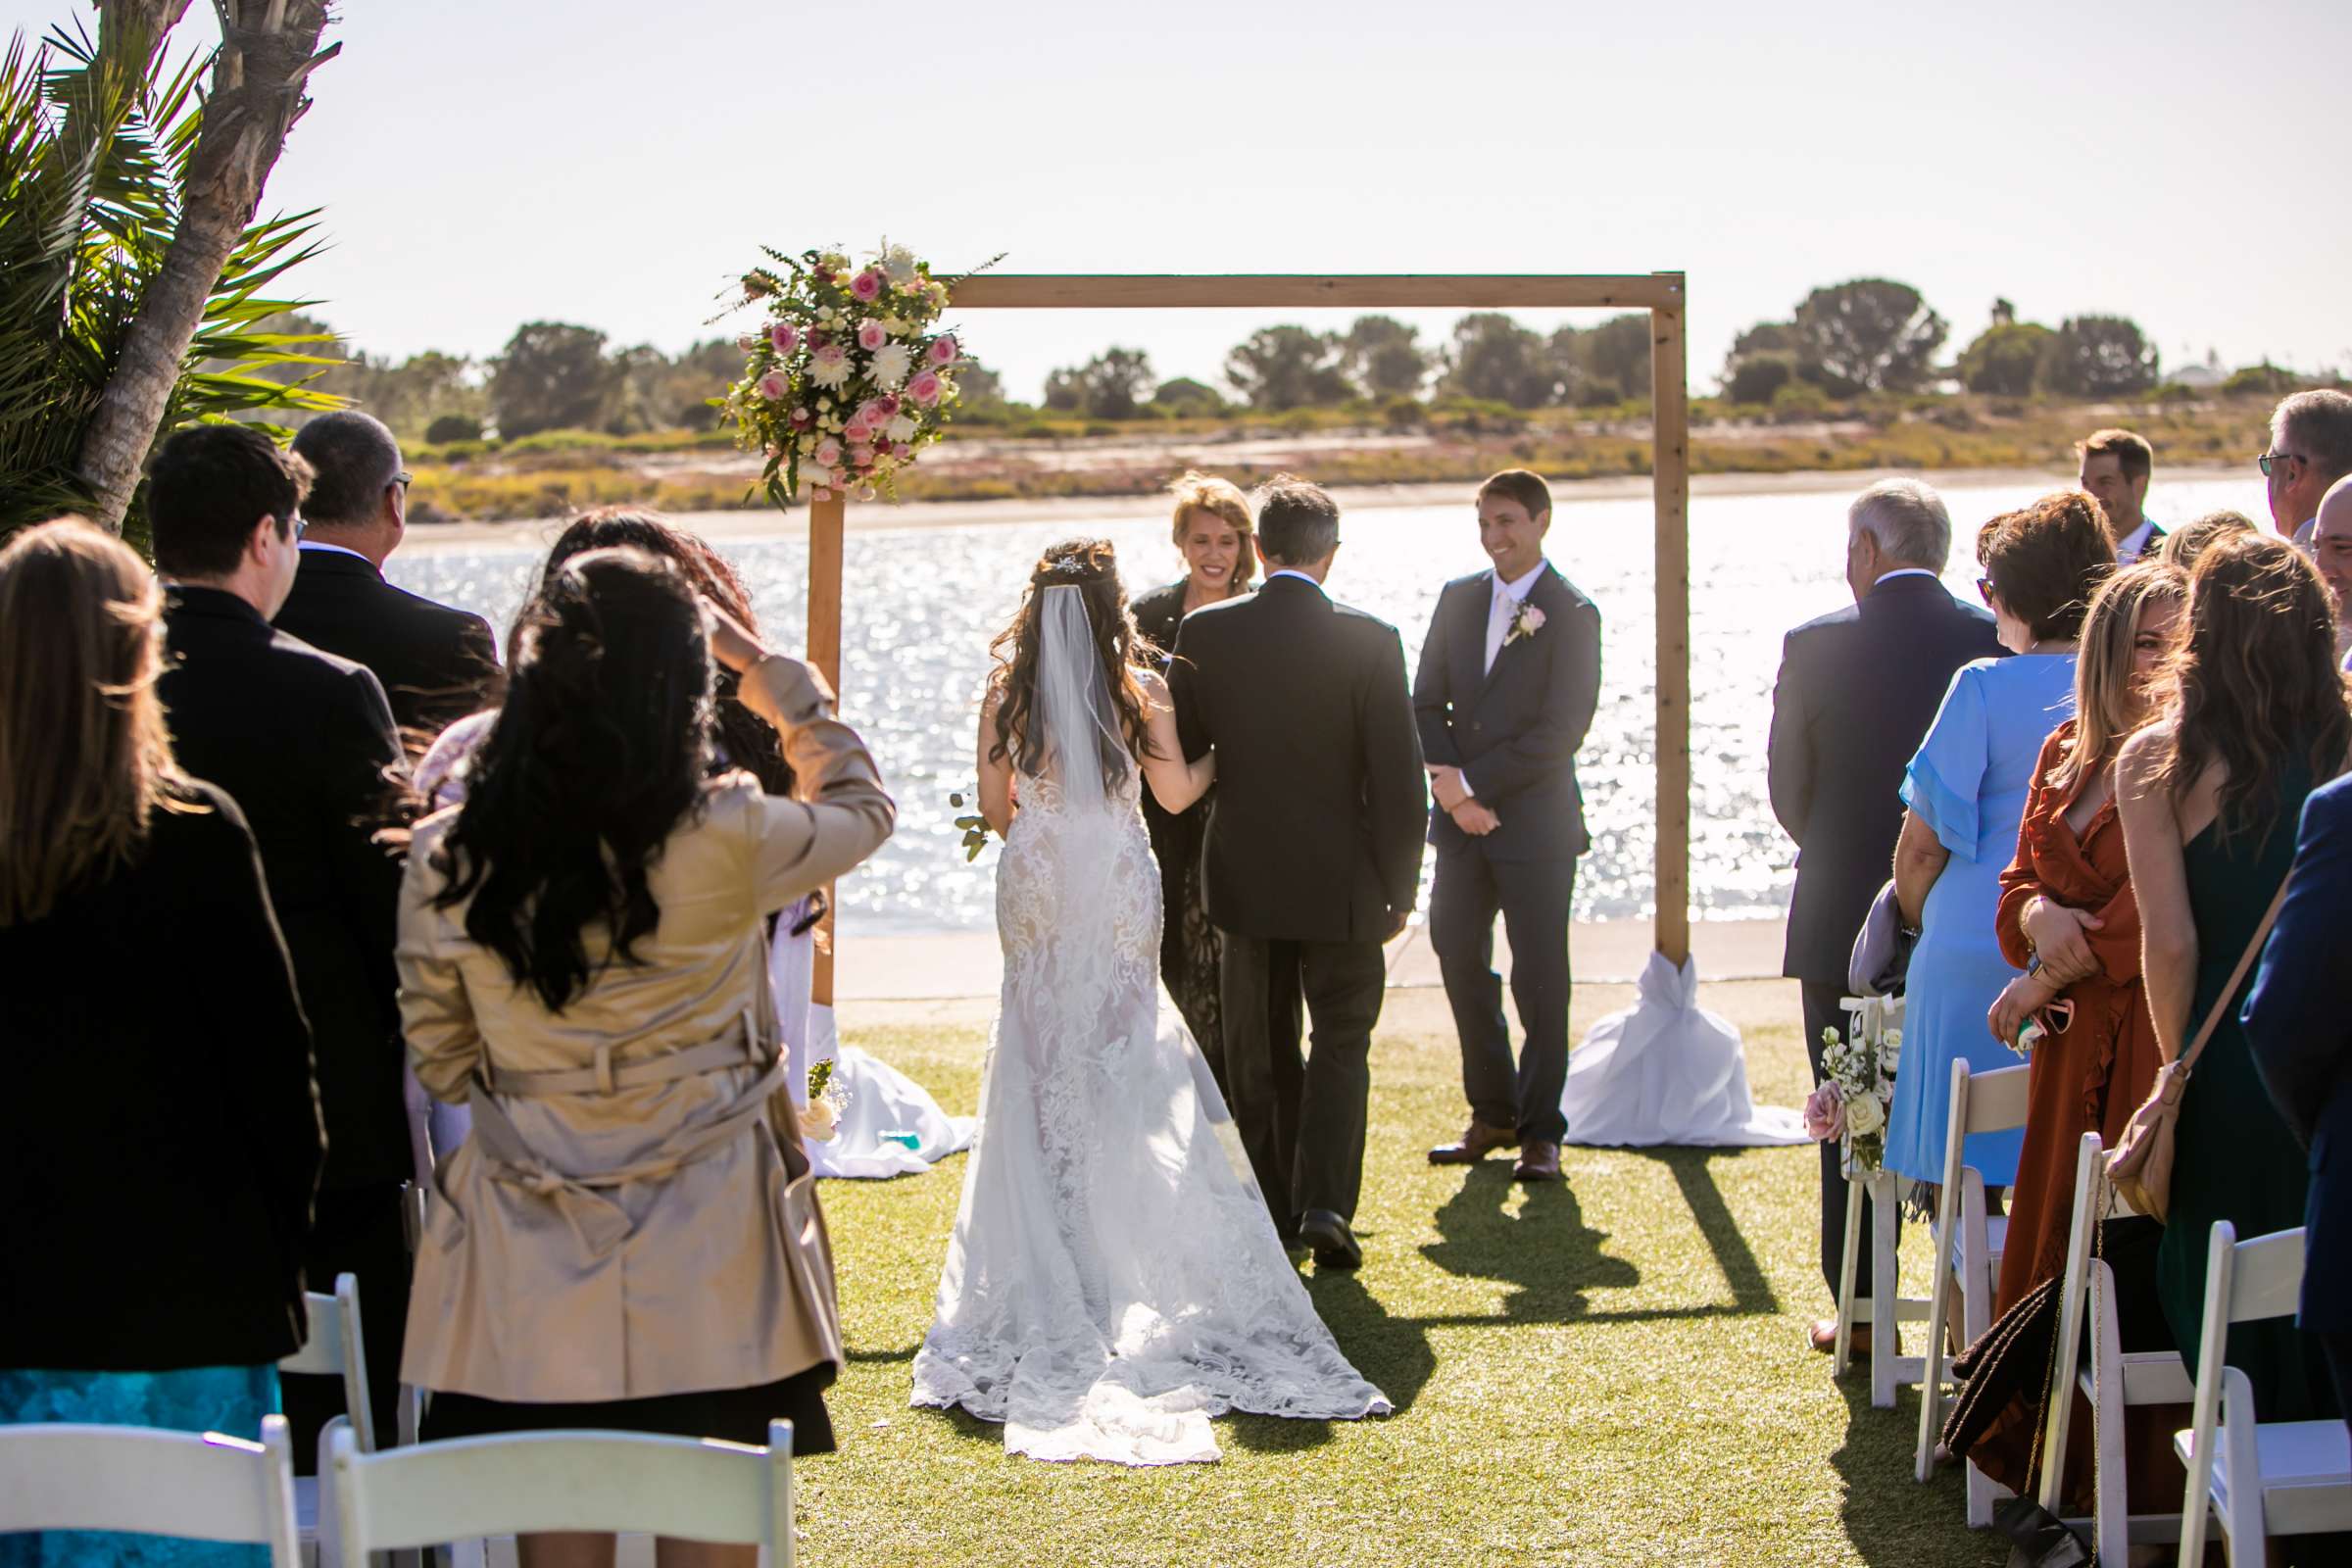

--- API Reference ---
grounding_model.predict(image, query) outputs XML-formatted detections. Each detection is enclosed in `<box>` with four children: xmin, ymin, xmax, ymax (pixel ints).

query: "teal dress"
<box><xmin>2157</xmin><ymin>757</ymin><xmax>2340</xmax><ymax>1423</ymax></box>
<box><xmin>0</xmin><ymin>1366</ymin><xmax>277</xmax><ymax>1567</ymax></box>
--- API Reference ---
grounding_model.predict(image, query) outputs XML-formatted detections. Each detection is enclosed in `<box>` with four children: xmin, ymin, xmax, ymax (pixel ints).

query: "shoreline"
<box><xmin>395</xmin><ymin>461</ymin><xmax>2155</xmax><ymax>554</ymax></box>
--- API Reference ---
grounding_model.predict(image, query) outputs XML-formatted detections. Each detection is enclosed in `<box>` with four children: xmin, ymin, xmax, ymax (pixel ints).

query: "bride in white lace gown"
<box><xmin>911</xmin><ymin>544</ymin><xmax>1390</xmax><ymax>1464</ymax></box>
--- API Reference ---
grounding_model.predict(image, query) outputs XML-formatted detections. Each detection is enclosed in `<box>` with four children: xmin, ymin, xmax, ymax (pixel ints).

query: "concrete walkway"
<box><xmin>835</xmin><ymin>916</ymin><xmax>1787</xmax><ymax>1001</ymax></box>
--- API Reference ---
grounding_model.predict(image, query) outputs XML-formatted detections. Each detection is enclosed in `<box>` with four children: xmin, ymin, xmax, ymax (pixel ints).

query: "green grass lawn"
<box><xmin>796</xmin><ymin>982</ymin><xmax>2003</xmax><ymax>1567</ymax></box>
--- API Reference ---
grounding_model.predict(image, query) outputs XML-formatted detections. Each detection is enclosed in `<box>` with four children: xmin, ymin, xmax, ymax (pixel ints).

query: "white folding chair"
<box><xmin>2176</xmin><ymin>1222</ymin><xmax>2352</xmax><ymax>1565</ymax></box>
<box><xmin>0</xmin><ymin>1414</ymin><xmax>302</xmax><ymax>1567</ymax></box>
<box><xmin>2032</xmin><ymin>1131</ymin><xmax>2190</xmax><ymax>1561</ymax></box>
<box><xmin>1831</xmin><ymin>996</ymin><xmax>1934</xmax><ymax>1400</ymax></box>
<box><xmin>1916</xmin><ymin>1056</ymin><xmax>2028</xmax><ymax>1524</ymax></box>
<box><xmin>328</xmin><ymin>1420</ymin><xmax>796</xmax><ymax>1568</ymax></box>
<box><xmin>282</xmin><ymin>1272</ymin><xmax>419</xmax><ymax>1567</ymax></box>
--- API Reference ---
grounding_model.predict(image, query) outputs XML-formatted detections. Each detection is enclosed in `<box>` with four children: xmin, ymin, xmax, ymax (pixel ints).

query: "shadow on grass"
<box><xmin>845</xmin><ymin>1343</ymin><xmax>921</xmax><ymax>1365</ymax></box>
<box><xmin>1417</xmin><ymin>1150</ymin><xmax>1778</xmax><ymax>1327</ymax></box>
<box><xmin>1828</xmin><ymin>1377</ymin><xmax>2006</xmax><ymax>1567</ymax></box>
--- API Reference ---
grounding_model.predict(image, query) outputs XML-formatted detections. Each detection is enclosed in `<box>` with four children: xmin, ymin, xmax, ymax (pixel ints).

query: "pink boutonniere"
<box><xmin>1504</xmin><ymin>600</ymin><xmax>1545</xmax><ymax>647</ymax></box>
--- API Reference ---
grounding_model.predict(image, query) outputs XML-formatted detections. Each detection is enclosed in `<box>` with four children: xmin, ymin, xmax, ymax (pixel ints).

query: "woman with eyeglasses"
<box><xmin>1883</xmin><ymin>492</ymin><xmax>2116</xmax><ymax>1196</ymax></box>
<box><xmin>1956</xmin><ymin>562</ymin><xmax>2184</xmax><ymax>1499</ymax></box>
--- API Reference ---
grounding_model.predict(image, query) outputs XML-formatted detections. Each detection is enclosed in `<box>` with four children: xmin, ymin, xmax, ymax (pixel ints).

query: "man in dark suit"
<box><xmin>1768</xmin><ymin>476</ymin><xmax>2001</xmax><ymax>1353</ymax></box>
<box><xmin>147</xmin><ymin>424</ymin><xmax>412</xmax><ymax>1457</ymax></box>
<box><xmin>2240</xmin><ymin>772</ymin><xmax>2352</xmax><ymax>1435</ymax></box>
<box><xmin>1415</xmin><ymin>469</ymin><xmax>1602</xmax><ymax>1185</ymax></box>
<box><xmin>280</xmin><ymin>411</ymin><xmax>498</xmax><ymax>741</ymax></box>
<box><xmin>1171</xmin><ymin>476</ymin><xmax>1427</xmax><ymax>1270</ymax></box>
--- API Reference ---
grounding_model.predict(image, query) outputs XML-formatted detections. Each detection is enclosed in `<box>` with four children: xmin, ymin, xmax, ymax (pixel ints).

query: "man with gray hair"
<box><xmin>2264</xmin><ymin>389</ymin><xmax>2352</xmax><ymax>548</ymax></box>
<box><xmin>279</xmin><ymin>410</ymin><xmax>497</xmax><ymax>739</ymax></box>
<box><xmin>1768</xmin><ymin>477</ymin><xmax>2002</xmax><ymax>1353</ymax></box>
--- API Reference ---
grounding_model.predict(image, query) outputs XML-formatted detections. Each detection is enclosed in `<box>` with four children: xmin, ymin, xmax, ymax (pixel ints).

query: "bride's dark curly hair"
<box><xmin>433</xmin><ymin>547</ymin><xmax>714</xmax><ymax>1010</ymax></box>
<box><xmin>986</xmin><ymin>537</ymin><xmax>1155</xmax><ymax>790</ymax></box>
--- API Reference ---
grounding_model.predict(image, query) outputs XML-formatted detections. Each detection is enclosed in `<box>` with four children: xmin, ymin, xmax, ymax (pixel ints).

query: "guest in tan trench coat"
<box><xmin>394</xmin><ymin>547</ymin><xmax>893</xmax><ymax>1568</ymax></box>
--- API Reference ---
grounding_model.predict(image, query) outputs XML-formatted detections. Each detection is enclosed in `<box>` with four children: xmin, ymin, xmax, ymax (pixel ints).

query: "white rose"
<box><xmin>1844</xmin><ymin>1091</ymin><xmax>1886</xmax><ymax>1139</ymax></box>
<box><xmin>799</xmin><ymin>1096</ymin><xmax>839</xmax><ymax>1143</ymax></box>
<box><xmin>1878</xmin><ymin>1033</ymin><xmax>1903</xmax><ymax>1076</ymax></box>
<box><xmin>886</xmin><ymin>415</ymin><xmax>918</xmax><ymax>443</ymax></box>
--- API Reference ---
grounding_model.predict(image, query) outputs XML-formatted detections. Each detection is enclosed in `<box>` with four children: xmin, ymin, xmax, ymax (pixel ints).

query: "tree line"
<box><xmin>289</xmin><ymin>278</ymin><xmax>2224</xmax><ymax>444</ymax></box>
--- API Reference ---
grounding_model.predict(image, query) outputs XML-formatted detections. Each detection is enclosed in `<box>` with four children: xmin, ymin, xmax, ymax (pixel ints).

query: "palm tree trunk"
<box><xmin>74</xmin><ymin>0</ymin><xmax>337</xmax><ymax>533</ymax></box>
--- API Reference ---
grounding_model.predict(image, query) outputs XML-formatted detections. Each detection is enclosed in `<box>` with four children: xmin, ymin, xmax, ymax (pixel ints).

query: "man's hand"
<box><xmin>1451</xmin><ymin>800</ymin><xmax>1501</xmax><ymax>836</ymax></box>
<box><xmin>1429</xmin><ymin>764</ymin><xmax>1470</xmax><ymax>812</ymax></box>
<box><xmin>1385</xmin><ymin>909</ymin><xmax>1412</xmax><ymax>942</ymax></box>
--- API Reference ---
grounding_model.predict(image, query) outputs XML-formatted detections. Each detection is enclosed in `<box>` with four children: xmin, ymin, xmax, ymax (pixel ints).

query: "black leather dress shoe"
<box><xmin>1298</xmin><ymin>1209</ymin><xmax>1361</xmax><ymax>1270</ymax></box>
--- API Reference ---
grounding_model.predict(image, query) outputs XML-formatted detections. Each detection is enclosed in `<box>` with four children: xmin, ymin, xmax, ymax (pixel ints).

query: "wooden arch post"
<box><xmin>805</xmin><ymin>271</ymin><xmax>1692</xmax><ymax>1004</ymax></box>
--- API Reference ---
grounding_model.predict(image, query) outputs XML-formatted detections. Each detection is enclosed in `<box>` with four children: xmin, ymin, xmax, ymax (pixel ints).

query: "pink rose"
<box><xmin>813</xmin><ymin>343</ymin><xmax>847</xmax><ymax>368</ymax></box>
<box><xmin>736</xmin><ymin>331</ymin><xmax>760</xmax><ymax>352</ymax></box>
<box><xmin>928</xmin><ymin>333</ymin><xmax>957</xmax><ymax>366</ymax></box>
<box><xmin>857</xmin><ymin>399</ymin><xmax>887</xmax><ymax>426</ymax></box>
<box><xmin>829</xmin><ymin>466</ymin><xmax>849</xmax><ymax>487</ymax></box>
<box><xmin>789</xmin><ymin>407</ymin><xmax>812</xmax><ymax>426</ymax></box>
<box><xmin>809</xmin><ymin>483</ymin><xmax>832</xmax><ymax>503</ymax></box>
<box><xmin>769</xmin><ymin>321</ymin><xmax>799</xmax><ymax>354</ymax></box>
<box><xmin>873</xmin><ymin>392</ymin><xmax>901</xmax><ymax>417</ymax></box>
<box><xmin>872</xmin><ymin>436</ymin><xmax>894</xmax><ymax>455</ymax></box>
<box><xmin>850</xmin><ymin>270</ymin><xmax>884</xmax><ymax>301</ymax></box>
<box><xmin>757</xmin><ymin>371</ymin><xmax>789</xmax><ymax>401</ymax></box>
<box><xmin>812</xmin><ymin>437</ymin><xmax>843</xmax><ymax>467</ymax></box>
<box><xmin>849</xmin><ymin>445</ymin><xmax>874</xmax><ymax>468</ymax></box>
<box><xmin>907</xmin><ymin>368</ymin><xmax>943</xmax><ymax>406</ymax></box>
<box><xmin>842</xmin><ymin>420</ymin><xmax>870</xmax><ymax>444</ymax></box>
<box><xmin>1802</xmin><ymin>1082</ymin><xmax>1845</xmax><ymax>1143</ymax></box>
<box><xmin>857</xmin><ymin>320</ymin><xmax>887</xmax><ymax>352</ymax></box>
<box><xmin>1520</xmin><ymin>605</ymin><xmax>1546</xmax><ymax>633</ymax></box>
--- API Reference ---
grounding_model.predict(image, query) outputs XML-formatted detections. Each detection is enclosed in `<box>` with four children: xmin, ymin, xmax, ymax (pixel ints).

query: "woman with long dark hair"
<box><xmin>911</xmin><ymin>538</ymin><xmax>1390</xmax><ymax>1465</ymax></box>
<box><xmin>1</xmin><ymin>518</ymin><xmax>321</xmax><ymax>1568</ymax></box>
<box><xmin>2118</xmin><ymin>531</ymin><xmax>2351</xmax><ymax>1431</ymax></box>
<box><xmin>397</xmin><ymin>547</ymin><xmax>892</xmax><ymax>1568</ymax></box>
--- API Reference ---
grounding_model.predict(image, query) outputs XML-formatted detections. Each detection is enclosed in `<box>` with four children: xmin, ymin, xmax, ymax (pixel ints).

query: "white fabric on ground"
<box><xmin>1561</xmin><ymin>951</ymin><xmax>1808</xmax><ymax>1148</ymax></box>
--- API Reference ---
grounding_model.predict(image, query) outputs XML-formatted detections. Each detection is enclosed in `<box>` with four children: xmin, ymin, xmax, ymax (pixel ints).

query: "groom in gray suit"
<box><xmin>1414</xmin><ymin>469</ymin><xmax>1602</xmax><ymax>1185</ymax></box>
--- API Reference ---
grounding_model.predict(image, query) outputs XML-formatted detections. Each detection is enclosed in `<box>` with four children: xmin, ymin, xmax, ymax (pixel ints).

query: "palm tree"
<box><xmin>0</xmin><ymin>6</ymin><xmax>339</xmax><ymax>548</ymax></box>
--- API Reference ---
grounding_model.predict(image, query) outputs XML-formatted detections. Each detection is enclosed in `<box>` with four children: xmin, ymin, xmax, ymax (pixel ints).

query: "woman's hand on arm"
<box><xmin>1892</xmin><ymin>808</ymin><xmax>1951</xmax><ymax>930</ymax></box>
<box><xmin>1137</xmin><ymin>668</ymin><xmax>1212</xmax><ymax>813</ymax></box>
<box><xmin>1987</xmin><ymin>970</ymin><xmax>2059</xmax><ymax>1048</ymax></box>
<box><xmin>2020</xmin><ymin>895</ymin><xmax>2104</xmax><ymax>985</ymax></box>
<box><xmin>2118</xmin><ymin>726</ymin><xmax>2196</xmax><ymax>1061</ymax></box>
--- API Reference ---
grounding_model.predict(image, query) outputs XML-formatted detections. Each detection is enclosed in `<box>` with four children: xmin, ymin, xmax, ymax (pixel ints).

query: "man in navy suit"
<box><xmin>1415</xmin><ymin>469</ymin><xmax>1602</xmax><ymax>1185</ymax></box>
<box><xmin>2240</xmin><ymin>772</ymin><xmax>2352</xmax><ymax>1433</ymax></box>
<box><xmin>1768</xmin><ymin>477</ymin><xmax>2001</xmax><ymax>1352</ymax></box>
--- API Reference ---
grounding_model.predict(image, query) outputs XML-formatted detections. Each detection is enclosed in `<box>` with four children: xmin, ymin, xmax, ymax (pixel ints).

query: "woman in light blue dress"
<box><xmin>1884</xmin><ymin>493</ymin><xmax>2117</xmax><ymax>1186</ymax></box>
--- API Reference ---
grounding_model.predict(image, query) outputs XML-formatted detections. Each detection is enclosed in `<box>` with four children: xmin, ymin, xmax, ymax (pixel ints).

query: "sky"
<box><xmin>10</xmin><ymin>0</ymin><xmax>2349</xmax><ymax>402</ymax></box>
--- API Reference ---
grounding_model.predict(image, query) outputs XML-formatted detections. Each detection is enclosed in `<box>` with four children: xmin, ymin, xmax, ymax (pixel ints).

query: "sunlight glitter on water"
<box><xmin>392</xmin><ymin>475</ymin><xmax>2269</xmax><ymax>936</ymax></box>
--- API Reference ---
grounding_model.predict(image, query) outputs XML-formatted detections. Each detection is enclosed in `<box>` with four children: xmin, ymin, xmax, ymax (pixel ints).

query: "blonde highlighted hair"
<box><xmin>1166</xmin><ymin>470</ymin><xmax>1256</xmax><ymax>588</ymax></box>
<box><xmin>0</xmin><ymin>517</ymin><xmax>195</xmax><ymax>927</ymax></box>
<box><xmin>2047</xmin><ymin>562</ymin><xmax>2186</xmax><ymax>801</ymax></box>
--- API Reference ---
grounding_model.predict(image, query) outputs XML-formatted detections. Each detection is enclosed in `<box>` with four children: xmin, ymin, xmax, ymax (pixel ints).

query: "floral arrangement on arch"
<box><xmin>721</xmin><ymin>241</ymin><xmax>996</xmax><ymax>506</ymax></box>
<box><xmin>1805</xmin><ymin>994</ymin><xmax>1901</xmax><ymax>1174</ymax></box>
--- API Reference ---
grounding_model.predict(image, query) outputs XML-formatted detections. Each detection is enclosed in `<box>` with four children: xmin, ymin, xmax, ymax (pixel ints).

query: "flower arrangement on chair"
<box><xmin>719</xmin><ymin>241</ymin><xmax>999</xmax><ymax>507</ymax></box>
<box><xmin>1806</xmin><ymin>998</ymin><xmax>1901</xmax><ymax>1174</ymax></box>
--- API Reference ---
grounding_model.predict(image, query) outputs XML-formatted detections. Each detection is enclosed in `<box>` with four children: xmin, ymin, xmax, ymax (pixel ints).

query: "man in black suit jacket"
<box><xmin>2241</xmin><ymin>771</ymin><xmax>2352</xmax><ymax>1435</ymax></box>
<box><xmin>147</xmin><ymin>425</ymin><xmax>412</xmax><ymax>1457</ymax></box>
<box><xmin>1768</xmin><ymin>477</ymin><xmax>2001</xmax><ymax>1350</ymax></box>
<box><xmin>1171</xmin><ymin>477</ymin><xmax>1426</xmax><ymax>1269</ymax></box>
<box><xmin>1414</xmin><ymin>470</ymin><xmax>1602</xmax><ymax>1185</ymax></box>
<box><xmin>280</xmin><ymin>411</ymin><xmax>498</xmax><ymax>741</ymax></box>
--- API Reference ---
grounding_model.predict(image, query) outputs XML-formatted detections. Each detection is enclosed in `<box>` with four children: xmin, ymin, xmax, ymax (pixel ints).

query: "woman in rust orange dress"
<box><xmin>1963</xmin><ymin>560</ymin><xmax>2184</xmax><ymax>1496</ymax></box>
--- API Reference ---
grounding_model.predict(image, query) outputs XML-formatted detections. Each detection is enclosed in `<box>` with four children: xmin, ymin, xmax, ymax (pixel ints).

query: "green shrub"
<box><xmin>424</xmin><ymin>414</ymin><xmax>483</xmax><ymax>444</ymax></box>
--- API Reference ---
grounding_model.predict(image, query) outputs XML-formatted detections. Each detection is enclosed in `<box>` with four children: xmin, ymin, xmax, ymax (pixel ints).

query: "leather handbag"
<box><xmin>2105</xmin><ymin>873</ymin><xmax>2293</xmax><ymax>1223</ymax></box>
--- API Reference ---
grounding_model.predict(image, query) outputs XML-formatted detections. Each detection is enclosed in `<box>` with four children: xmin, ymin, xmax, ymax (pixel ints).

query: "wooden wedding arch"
<box><xmin>803</xmin><ymin>273</ymin><xmax>1690</xmax><ymax>1004</ymax></box>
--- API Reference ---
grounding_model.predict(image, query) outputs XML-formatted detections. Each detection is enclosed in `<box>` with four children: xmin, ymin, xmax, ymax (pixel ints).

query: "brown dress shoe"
<box><xmin>1513</xmin><ymin>1140</ymin><xmax>1563</xmax><ymax>1183</ymax></box>
<box><xmin>1429</xmin><ymin>1119</ymin><xmax>1518</xmax><ymax>1165</ymax></box>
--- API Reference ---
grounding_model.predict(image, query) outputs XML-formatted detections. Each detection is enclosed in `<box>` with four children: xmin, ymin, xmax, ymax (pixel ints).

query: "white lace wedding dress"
<box><xmin>910</xmin><ymin>587</ymin><xmax>1389</xmax><ymax>1464</ymax></box>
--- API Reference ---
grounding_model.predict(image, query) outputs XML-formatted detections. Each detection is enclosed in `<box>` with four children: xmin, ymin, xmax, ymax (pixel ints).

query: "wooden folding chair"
<box><xmin>0</xmin><ymin>1414</ymin><xmax>302</xmax><ymax>1567</ymax></box>
<box><xmin>328</xmin><ymin>1419</ymin><xmax>796</xmax><ymax>1568</ymax></box>
<box><xmin>281</xmin><ymin>1271</ymin><xmax>419</xmax><ymax>1567</ymax></box>
<box><xmin>1915</xmin><ymin>1056</ymin><xmax>2028</xmax><ymax>1523</ymax></box>
<box><xmin>1830</xmin><ymin>995</ymin><xmax>1935</xmax><ymax>1404</ymax></box>
<box><xmin>2176</xmin><ymin>1222</ymin><xmax>2352</xmax><ymax>1565</ymax></box>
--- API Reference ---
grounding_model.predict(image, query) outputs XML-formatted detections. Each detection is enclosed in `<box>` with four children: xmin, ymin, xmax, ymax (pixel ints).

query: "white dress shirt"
<box><xmin>1484</xmin><ymin>560</ymin><xmax>1549</xmax><ymax>675</ymax></box>
<box><xmin>1265</xmin><ymin>567</ymin><xmax>1326</xmax><ymax>593</ymax></box>
<box><xmin>2116</xmin><ymin>519</ymin><xmax>2158</xmax><ymax>564</ymax></box>
<box><xmin>297</xmin><ymin>540</ymin><xmax>374</xmax><ymax>565</ymax></box>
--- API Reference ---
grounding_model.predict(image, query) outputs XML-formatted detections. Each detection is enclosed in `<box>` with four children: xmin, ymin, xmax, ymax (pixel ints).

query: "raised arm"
<box><xmin>734</xmin><ymin>651</ymin><xmax>897</xmax><ymax>908</ymax></box>
<box><xmin>1138</xmin><ymin>666</ymin><xmax>1214</xmax><ymax>813</ymax></box>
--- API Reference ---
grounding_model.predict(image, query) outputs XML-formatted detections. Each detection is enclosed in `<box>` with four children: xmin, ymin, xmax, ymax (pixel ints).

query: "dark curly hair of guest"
<box><xmin>986</xmin><ymin>537</ymin><xmax>1155</xmax><ymax>791</ymax></box>
<box><xmin>434</xmin><ymin>548</ymin><xmax>714</xmax><ymax>1010</ymax></box>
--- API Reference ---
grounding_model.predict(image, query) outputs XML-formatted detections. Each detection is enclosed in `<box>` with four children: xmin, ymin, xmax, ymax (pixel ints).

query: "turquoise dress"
<box><xmin>1884</xmin><ymin>654</ymin><xmax>2077</xmax><ymax>1184</ymax></box>
<box><xmin>0</xmin><ymin>1366</ymin><xmax>277</xmax><ymax>1568</ymax></box>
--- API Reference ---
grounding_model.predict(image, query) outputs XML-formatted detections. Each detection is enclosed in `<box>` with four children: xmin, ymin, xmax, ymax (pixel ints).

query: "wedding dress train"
<box><xmin>910</xmin><ymin>587</ymin><xmax>1388</xmax><ymax>1464</ymax></box>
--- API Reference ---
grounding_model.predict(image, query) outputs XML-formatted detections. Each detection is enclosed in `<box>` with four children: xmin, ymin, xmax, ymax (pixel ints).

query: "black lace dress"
<box><xmin>1132</xmin><ymin>579</ymin><xmax>1224</xmax><ymax>1083</ymax></box>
